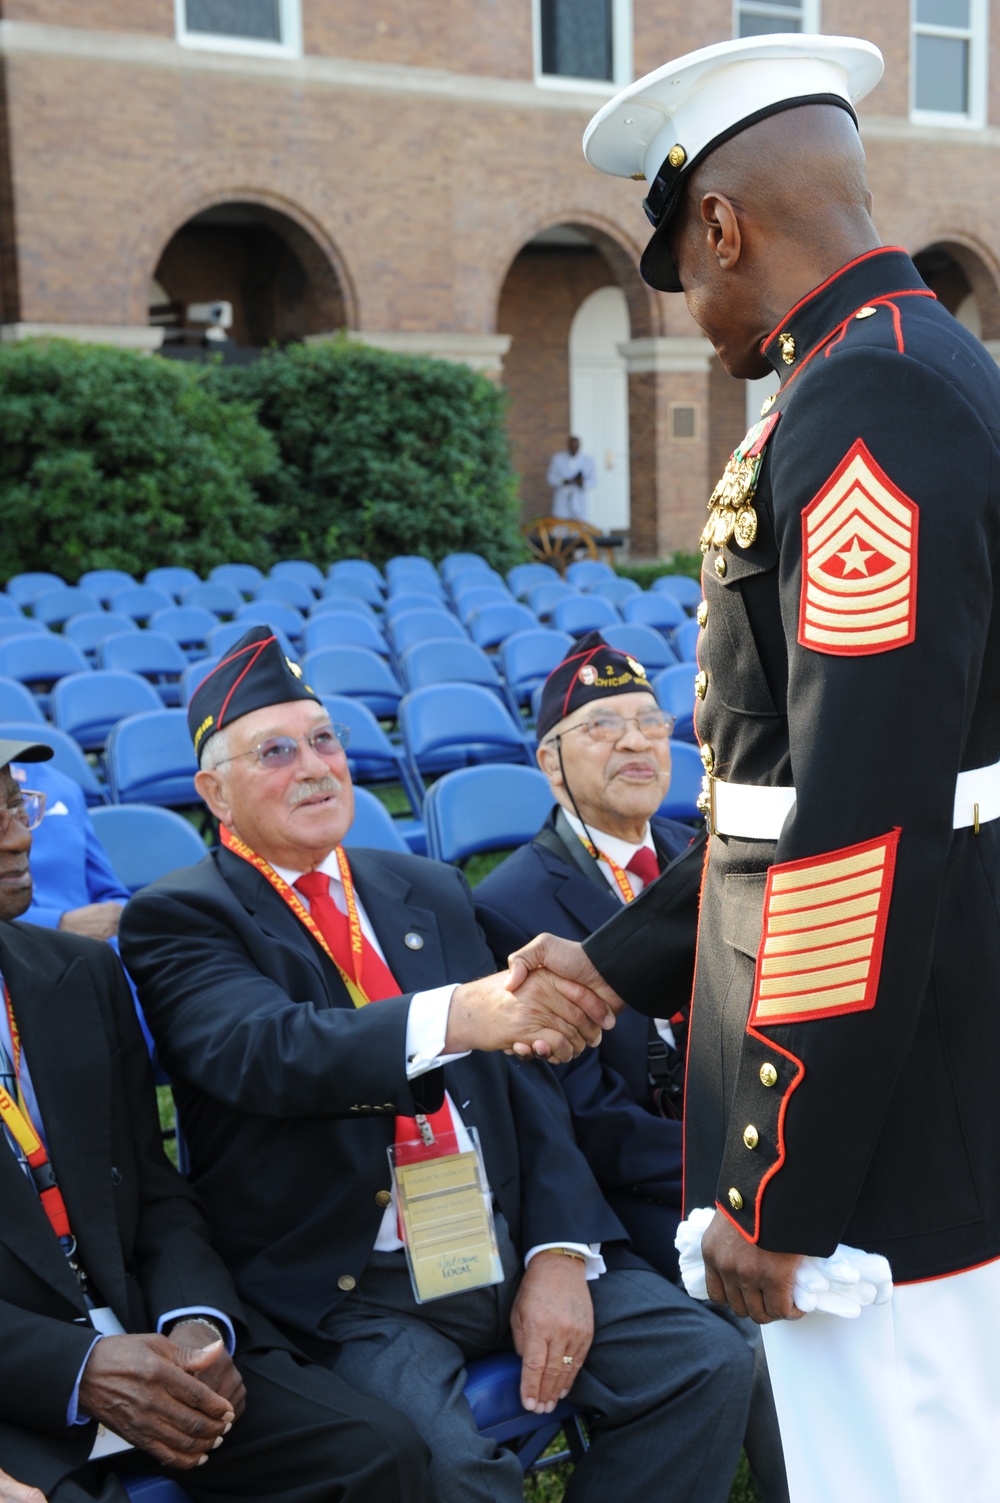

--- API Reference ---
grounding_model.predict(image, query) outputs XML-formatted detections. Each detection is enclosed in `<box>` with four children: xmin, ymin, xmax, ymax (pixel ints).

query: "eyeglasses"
<box><xmin>554</xmin><ymin>711</ymin><xmax>675</xmax><ymax>744</ymax></box>
<box><xmin>219</xmin><ymin>725</ymin><xmax>351</xmax><ymax>771</ymax></box>
<box><xmin>0</xmin><ymin>790</ymin><xmax>46</xmax><ymax>839</ymax></box>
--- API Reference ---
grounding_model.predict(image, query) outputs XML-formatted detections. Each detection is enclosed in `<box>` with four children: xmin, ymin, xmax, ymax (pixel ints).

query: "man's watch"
<box><xmin>165</xmin><ymin>1315</ymin><xmax>227</xmax><ymax>1345</ymax></box>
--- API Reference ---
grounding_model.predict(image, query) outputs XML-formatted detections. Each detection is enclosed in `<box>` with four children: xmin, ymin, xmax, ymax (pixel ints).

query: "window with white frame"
<box><xmin>734</xmin><ymin>0</ymin><xmax>820</xmax><ymax>38</ymax></box>
<box><xmin>535</xmin><ymin>0</ymin><xmax>632</xmax><ymax>89</ymax></box>
<box><xmin>176</xmin><ymin>0</ymin><xmax>302</xmax><ymax>57</ymax></box>
<box><xmin>911</xmin><ymin>0</ymin><xmax>986</xmax><ymax>124</ymax></box>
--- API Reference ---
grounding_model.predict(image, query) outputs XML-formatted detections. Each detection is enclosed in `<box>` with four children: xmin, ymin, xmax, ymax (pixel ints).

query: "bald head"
<box><xmin>670</xmin><ymin>104</ymin><xmax>881</xmax><ymax>376</ymax></box>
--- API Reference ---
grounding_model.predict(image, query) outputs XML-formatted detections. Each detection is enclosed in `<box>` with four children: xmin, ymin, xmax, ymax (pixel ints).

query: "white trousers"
<box><xmin>761</xmin><ymin>1258</ymin><xmax>1000</xmax><ymax>1503</ymax></box>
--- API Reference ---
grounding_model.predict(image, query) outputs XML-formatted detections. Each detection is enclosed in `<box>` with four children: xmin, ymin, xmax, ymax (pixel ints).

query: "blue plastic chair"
<box><xmin>423</xmin><ymin>765</ymin><xmax>554</xmax><ymax>864</ymax></box>
<box><xmin>498</xmin><ymin>628</ymin><xmax>574</xmax><ymax>710</ymax></box>
<box><xmin>602</xmin><ymin>622</ymin><xmax>679</xmax><ymax>673</ymax></box>
<box><xmin>507</xmin><ymin>562</ymin><xmax>561</xmax><ymax>599</ymax></box>
<box><xmin>653</xmin><ymin>663</ymin><xmax>700</xmax><ymax>743</ymax></box>
<box><xmin>51</xmin><ymin>670</ymin><xmax>164</xmax><ymax>753</ymax></box>
<box><xmin>0</xmin><ymin>721</ymin><xmax>107</xmax><ymax>804</ymax></box>
<box><xmin>64</xmin><ymin>611</ymin><xmax>138</xmax><ymax>662</ymax></box>
<box><xmin>449</xmin><ymin>567</ymin><xmax>508</xmax><ymax>601</ymax></box>
<box><xmin>565</xmin><ymin>560</ymin><xmax>615</xmax><ymax>589</ymax></box>
<box><xmin>658</xmin><ymin>740</ymin><xmax>703</xmax><ymax>823</ymax></box>
<box><xmin>89</xmin><ymin>804</ymin><xmax>208</xmax><ymax>891</ymax></box>
<box><xmin>209</xmin><ymin>563</ymin><xmax>265</xmax><ymax>596</ymax></box>
<box><xmin>182</xmin><ymin>582</ymin><xmax>244</xmax><ymax>618</ymax></box>
<box><xmin>303</xmin><ymin>647</ymin><xmax>403</xmax><ymax>719</ymax></box>
<box><xmin>551</xmin><ymin>596</ymin><xmax>620</xmax><ymax>638</ymax></box>
<box><xmin>385</xmin><ymin>555</ymin><xmax>440</xmax><ymax>588</ymax></box>
<box><xmin>464</xmin><ymin>1350</ymin><xmax>589</xmax><ymax>1473</ymax></box>
<box><xmin>236</xmin><ymin>601</ymin><xmax>306</xmax><ymax>645</ymax></box>
<box><xmin>526</xmin><ymin>581</ymin><xmax>578</xmax><ymax>619</ymax></box>
<box><xmin>390</xmin><ymin>610</ymin><xmax>468</xmax><ymax>656</ymax></box>
<box><xmin>591</xmin><ymin>576</ymin><xmax>642</xmax><ymax>607</ymax></box>
<box><xmin>621</xmin><ymin>593</ymin><xmax>687</xmax><ymax>633</ymax></box>
<box><xmin>79</xmin><ymin>569</ymin><xmax>137</xmax><ymax>604</ymax></box>
<box><xmin>179</xmin><ymin>657</ymin><xmax>220</xmax><ymax>705</ymax></box>
<box><xmin>99</xmin><ymin>632</ymin><xmax>188</xmax><ymax>706</ymax></box>
<box><xmin>5</xmin><ymin>572</ymin><xmax>66</xmax><ymax>606</ymax></box>
<box><xmin>150</xmin><ymin>606</ymin><xmax>220</xmax><ymax>659</ymax></box>
<box><xmin>455</xmin><ymin>587</ymin><xmax>513</xmax><ymax>625</ymax></box>
<box><xmin>383</xmin><ymin>591</ymin><xmax>451</xmax><ymax>622</ymax></box>
<box><xmin>271</xmin><ymin>559</ymin><xmax>325</xmax><ymax>594</ymax></box>
<box><xmin>144</xmin><ymin>566</ymin><xmax>202</xmax><ymax>600</ymax></box>
<box><xmin>0</xmin><ymin>596</ymin><xmax>24</xmax><ymax>620</ymax></box>
<box><xmin>314</xmin><ymin>586</ymin><xmax>382</xmax><ymax>618</ymax></box>
<box><xmin>0</xmin><ymin>676</ymin><xmax>45</xmax><ymax>723</ymax></box>
<box><xmin>324</xmin><ymin>573</ymin><xmax>385</xmax><ymax>607</ymax></box>
<box><xmin>206</xmin><ymin>623</ymin><xmax>296</xmax><ymax>660</ymax></box>
<box><xmin>342</xmin><ymin>786</ymin><xmax>412</xmax><ymax>854</ymax></box>
<box><xmin>386</xmin><ymin>574</ymin><xmax>446</xmax><ymax>601</ymax></box>
<box><xmin>673</xmin><ymin>618</ymin><xmax>702</xmax><ymax>663</ymax></box>
<box><xmin>399</xmin><ymin>683</ymin><xmax>533</xmax><ymax>790</ymax></box>
<box><xmin>467</xmin><ymin>602</ymin><xmax>538</xmax><ymax>651</ymax></box>
<box><xmin>253</xmin><ymin>577</ymin><xmax>315</xmax><ymax>613</ymax></box>
<box><xmin>0</xmin><ymin>634</ymin><xmax>90</xmax><ymax>712</ymax></box>
<box><xmin>105</xmin><ymin>710</ymin><xmax>199</xmax><ymax>807</ymax></box>
<box><xmin>328</xmin><ymin>559</ymin><xmax>385</xmax><ymax>590</ymax></box>
<box><xmin>440</xmin><ymin>553</ymin><xmax>491</xmax><ymax>582</ymax></box>
<box><xmin>301</xmin><ymin>612</ymin><xmax>389</xmax><ymax>657</ymax></box>
<box><xmin>109</xmin><ymin>585</ymin><xmax>176</xmax><ymax>625</ymax></box>
<box><xmin>399</xmin><ymin>638</ymin><xmax>517</xmax><ymax>715</ymax></box>
<box><xmin>0</xmin><ymin>618</ymin><xmax>48</xmax><ymax>641</ymax></box>
<box><xmin>653</xmin><ymin>574</ymin><xmax>704</xmax><ymax>611</ymax></box>
<box><xmin>319</xmin><ymin>695</ymin><xmax>424</xmax><ymax>845</ymax></box>
<box><xmin>32</xmin><ymin>587</ymin><xmax>103</xmax><ymax>628</ymax></box>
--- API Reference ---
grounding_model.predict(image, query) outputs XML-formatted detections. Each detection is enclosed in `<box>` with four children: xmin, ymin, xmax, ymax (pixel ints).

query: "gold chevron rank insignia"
<box><xmin>798</xmin><ymin>439</ymin><xmax>918</xmax><ymax>656</ymax></box>
<box><xmin>748</xmin><ymin>831</ymin><xmax>900</xmax><ymax>1027</ymax></box>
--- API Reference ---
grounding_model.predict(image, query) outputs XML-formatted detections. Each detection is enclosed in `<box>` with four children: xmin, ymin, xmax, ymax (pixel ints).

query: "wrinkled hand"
<box><xmin>511</xmin><ymin>1251</ymin><xmax>594</xmax><ymax>1412</ymax></box>
<box><xmin>702</xmin><ymin>1211</ymin><xmax>804</xmax><ymax>1325</ymax></box>
<box><xmin>505</xmin><ymin>934</ymin><xmax>625</xmax><ymax>1059</ymax></box>
<box><xmin>78</xmin><ymin>1333</ymin><xmax>237</xmax><ymax>1469</ymax></box>
<box><xmin>169</xmin><ymin>1320</ymin><xmax>246</xmax><ymax>1421</ymax></box>
<box><xmin>0</xmin><ymin>1468</ymin><xmax>46</xmax><ymax>1503</ymax></box>
<box><xmin>58</xmin><ymin>902</ymin><xmax>123</xmax><ymax>939</ymax></box>
<box><xmin>445</xmin><ymin>968</ymin><xmax>615</xmax><ymax>1063</ymax></box>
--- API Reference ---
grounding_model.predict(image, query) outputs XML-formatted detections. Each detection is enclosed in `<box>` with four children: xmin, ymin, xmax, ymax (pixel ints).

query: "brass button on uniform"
<box><xmin>760</xmin><ymin>1063</ymin><xmax>778</xmax><ymax>1088</ymax></box>
<box><xmin>715</xmin><ymin>555</ymin><xmax>727</xmax><ymax>578</ymax></box>
<box><xmin>337</xmin><ymin>1274</ymin><xmax>357</xmax><ymax>1292</ymax></box>
<box><xmin>743</xmin><ymin>1125</ymin><xmax>759</xmax><ymax>1150</ymax></box>
<box><xmin>728</xmin><ymin>1188</ymin><xmax>744</xmax><ymax>1212</ymax></box>
<box><xmin>375</xmin><ymin>1190</ymin><xmax>392</xmax><ymax>1208</ymax></box>
<box><xmin>700</xmin><ymin>742</ymin><xmax>715</xmax><ymax>773</ymax></box>
<box><xmin>694</xmin><ymin>671</ymin><xmax>708</xmax><ymax>700</ymax></box>
<box><xmin>696</xmin><ymin>600</ymin><xmax>708</xmax><ymax>627</ymax></box>
<box><xmin>856</xmin><ymin>305</ymin><xmax>877</xmax><ymax>320</ymax></box>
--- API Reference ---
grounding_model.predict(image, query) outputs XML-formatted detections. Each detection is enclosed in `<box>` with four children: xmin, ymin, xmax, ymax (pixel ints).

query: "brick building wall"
<box><xmin>1</xmin><ymin>2</ymin><xmax>999</xmax><ymax>556</ymax></box>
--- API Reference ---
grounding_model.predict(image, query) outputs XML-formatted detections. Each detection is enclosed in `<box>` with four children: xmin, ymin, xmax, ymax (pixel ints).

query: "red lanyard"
<box><xmin>1</xmin><ymin>987</ymin><xmax>73</xmax><ymax>1240</ymax></box>
<box><xmin>575</xmin><ymin>835</ymin><xmax>638</xmax><ymax>903</ymax></box>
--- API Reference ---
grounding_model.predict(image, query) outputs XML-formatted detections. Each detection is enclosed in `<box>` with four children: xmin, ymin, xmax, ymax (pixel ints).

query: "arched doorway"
<box><xmin>150</xmin><ymin>201</ymin><xmax>348</xmax><ymax>358</ymax></box>
<box><xmin>569</xmin><ymin>286</ymin><xmax>630</xmax><ymax>532</ymax></box>
<box><xmin>912</xmin><ymin>240</ymin><xmax>1000</xmax><ymax>342</ymax></box>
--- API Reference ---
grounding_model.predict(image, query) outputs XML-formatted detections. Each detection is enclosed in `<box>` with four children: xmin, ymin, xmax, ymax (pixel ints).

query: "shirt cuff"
<box><xmin>406</xmin><ymin>986</ymin><xmax>470</xmax><ymax>1077</ymax></box>
<box><xmin>525</xmin><ymin>1243</ymin><xmax>606</xmax><ymax>1281</ymax></box>
<box><xmin>67</xmin><ymin>1335</ymin><xmax>104</xmax><ymax>1426</ymax></box>
<box><xmin>157</xmin><ymin>1307</ymin><xmax>236</xmax><ymax>1354</ymax></box>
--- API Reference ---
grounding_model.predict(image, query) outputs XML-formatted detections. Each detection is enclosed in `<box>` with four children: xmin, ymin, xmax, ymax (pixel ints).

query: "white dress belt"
<box><xmin>709</xmin><ymin>757</ymin><xmax>1000</xmax><ymax>840</ymax></box>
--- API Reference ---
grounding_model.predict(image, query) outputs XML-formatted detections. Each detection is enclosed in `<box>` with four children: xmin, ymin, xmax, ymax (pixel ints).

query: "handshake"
<box><xmin>445</xmin><ymin>935</ymin><xmax>622</xmax><ymax>1062</ymax></box>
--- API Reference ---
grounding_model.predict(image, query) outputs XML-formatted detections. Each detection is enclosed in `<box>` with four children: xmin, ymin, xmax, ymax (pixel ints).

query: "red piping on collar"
<box><xmin>772</xmin><ymin>289</ymin><xmax>935</xmax><ymax>402</ymax></box>
<box><xmin>760</xmin><ymin>246</ymin><xmax>911</xmax><ymax>353</ymax></box>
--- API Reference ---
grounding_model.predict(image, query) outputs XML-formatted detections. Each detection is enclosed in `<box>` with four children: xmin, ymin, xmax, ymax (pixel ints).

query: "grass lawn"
<box><xmin>523</xmin><ymin>1446</ymin><xmax>760</xmax><ymax>1502</ymax></box>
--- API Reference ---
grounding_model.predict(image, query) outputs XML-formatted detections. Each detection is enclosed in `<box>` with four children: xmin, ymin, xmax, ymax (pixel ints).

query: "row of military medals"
<box><xmin>700</xmin><ymin>425</ymin><xmax>768</xmax><ymax>560</ymax></box>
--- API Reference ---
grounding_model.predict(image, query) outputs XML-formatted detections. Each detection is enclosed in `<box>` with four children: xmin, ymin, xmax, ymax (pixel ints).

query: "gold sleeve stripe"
<box><xmin>749</xmin><ymin>831</ymin><xmax>900</xmax><ymax>1027</ymax></box>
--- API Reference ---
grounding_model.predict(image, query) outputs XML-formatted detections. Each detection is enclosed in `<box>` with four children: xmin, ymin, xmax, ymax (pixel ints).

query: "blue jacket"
<box><xmin>474</xmin><ymin>806</ymin><xmax>698</xmax><ymax>1281</ymax></box>
<box><xmin>12</xmin><ymin>762</ymin><xmax>129</xmax><ymax>928</ymax></box>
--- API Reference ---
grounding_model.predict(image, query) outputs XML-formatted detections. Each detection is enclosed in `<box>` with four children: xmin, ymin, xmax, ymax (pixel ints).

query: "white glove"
<box><xmin>675</xmin><ymin>1208</ymin><xmax>893</xmax><ymax>1318</ymax></box>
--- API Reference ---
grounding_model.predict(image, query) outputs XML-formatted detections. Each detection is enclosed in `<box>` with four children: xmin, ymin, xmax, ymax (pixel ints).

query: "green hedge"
<box><xmin>0</xmin><ymin>340</ymin><xmax>278</xmax><ymax>582</ymax></box>
<box><xmin>618</xmin><ymin>551</ymin><xmax>703</xmax><ymax>587</ymax></box>
<box><xmin>209</xmin><ymin>339</ymin><xmax>523</xmax><ymax>572</ymax></box>
<box><xmin>0</xmin><ymin>337</ymin><xmax>523</xmax><ymax>583</ymax></box>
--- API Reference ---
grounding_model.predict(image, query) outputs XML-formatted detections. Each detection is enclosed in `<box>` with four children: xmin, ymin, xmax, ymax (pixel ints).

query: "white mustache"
<box><xmin>289</xmin><ymin>776</ymin><xmax>342</xmax><ymax>807</ymax></box>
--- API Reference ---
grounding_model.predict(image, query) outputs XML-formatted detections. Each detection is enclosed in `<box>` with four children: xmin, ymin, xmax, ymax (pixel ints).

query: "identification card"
<box><xmin>87</xmin><ymin>1306</ymin><xmax>135</xmax><ymax>1460</ymax></box>
<box><xmin>388</xmin><ymin>1128</ymin><xmax>503</xmax><ymax>1304</ymax></box>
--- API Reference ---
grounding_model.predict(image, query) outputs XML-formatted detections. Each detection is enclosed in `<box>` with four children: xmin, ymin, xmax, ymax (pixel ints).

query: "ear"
<box><xmin>194</xmin><ymin>768</ymin><xmax>233</xmax><ymax>827</ymax></box>
<box><xmin>701</xmin><ymin>191</ymin><xmax>742</xmax><ymax>272</ymax></box>
<box><xmin>536</xmin><ymin>740</ymin><xmax>563</xmax><ymax>790</ymax></box>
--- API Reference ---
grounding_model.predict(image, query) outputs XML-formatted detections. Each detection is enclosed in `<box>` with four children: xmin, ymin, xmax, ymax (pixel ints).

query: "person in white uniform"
<box><xmin>547</xmin><ymin>436</ymin><xmax>596</xmax><ymax>522</ymax></box>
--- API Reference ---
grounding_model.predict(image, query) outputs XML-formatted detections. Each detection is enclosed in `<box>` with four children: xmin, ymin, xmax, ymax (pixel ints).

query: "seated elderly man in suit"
<box><xmin>0</xmin><ymin>731</ymin><xmax>429</xmax><ymax>1503</ymax></box>
<box><xmin>119</xmin><ymin>626</ymin><xmax>753</xmax><ymax>1503</ymax></box>
<box><xmin>475</xmin><ymin>632</ymin><xmax>788</xmax><ymax>1503</ymax></box>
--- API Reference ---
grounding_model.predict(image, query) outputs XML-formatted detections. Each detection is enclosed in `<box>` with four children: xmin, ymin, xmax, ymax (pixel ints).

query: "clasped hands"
<box><xmin>78</xmin><ymin>1319</ymin><xmax>246</xmax><ymax>1471</ymax></box>
<box><xmin>445</xmin><ymin>934</ymin><xmax>624</xmax><ymax>1063</ymax></box>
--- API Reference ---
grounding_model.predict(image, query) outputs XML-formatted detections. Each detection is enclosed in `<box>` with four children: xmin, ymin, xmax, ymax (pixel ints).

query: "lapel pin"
<box><xmin>404</xmin><ymin>932</ymin><xmax>424</xmax><ymax>950</ymax></box>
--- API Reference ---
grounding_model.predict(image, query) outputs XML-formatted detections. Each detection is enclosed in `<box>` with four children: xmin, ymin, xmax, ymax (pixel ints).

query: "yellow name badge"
<box><xmin>389</xmin><ymin>1129</ymin><xmax>504</xmax><ymax>1304</ymax></box>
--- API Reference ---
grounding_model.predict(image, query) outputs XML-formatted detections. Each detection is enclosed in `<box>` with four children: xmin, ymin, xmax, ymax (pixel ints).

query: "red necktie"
<box><xmin>293</xmin><ymin>870</ymin><xmax>454</xmax><ymax>1160</ymax></box>
<box><xmin>625</xmin><ymin>846</ymin><xmax>660</xmax><ymax>890</ymax></box>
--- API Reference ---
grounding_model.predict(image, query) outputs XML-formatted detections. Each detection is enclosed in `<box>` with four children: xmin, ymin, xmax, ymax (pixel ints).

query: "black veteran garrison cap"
<box><xmin>536</xmin><ymin>631</ymin><xmax>654</xmax><ymax>743</ymax></box>
<box><xmin>187</xmin><ymin>626</ymin><xmax>321</xmax><ymax>761</ymax></box>
<box><xmin>582</xmin><ymin>34</ymin><xmax>883</xmax><ymax>292</ymax></box>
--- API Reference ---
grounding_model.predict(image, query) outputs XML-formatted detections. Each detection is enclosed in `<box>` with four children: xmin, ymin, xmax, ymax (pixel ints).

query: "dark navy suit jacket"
<box><xmin>474</xmin><ymin>808</ymin><xmax>698</xmax><ymax>1281</ymax></box>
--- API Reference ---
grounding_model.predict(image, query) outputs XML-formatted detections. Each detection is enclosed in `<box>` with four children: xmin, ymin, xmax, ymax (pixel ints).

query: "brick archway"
<box><xmin>912</xmin><ymin>235</ymin><xmax>1000</xmax><ymax>342</ymax></box>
